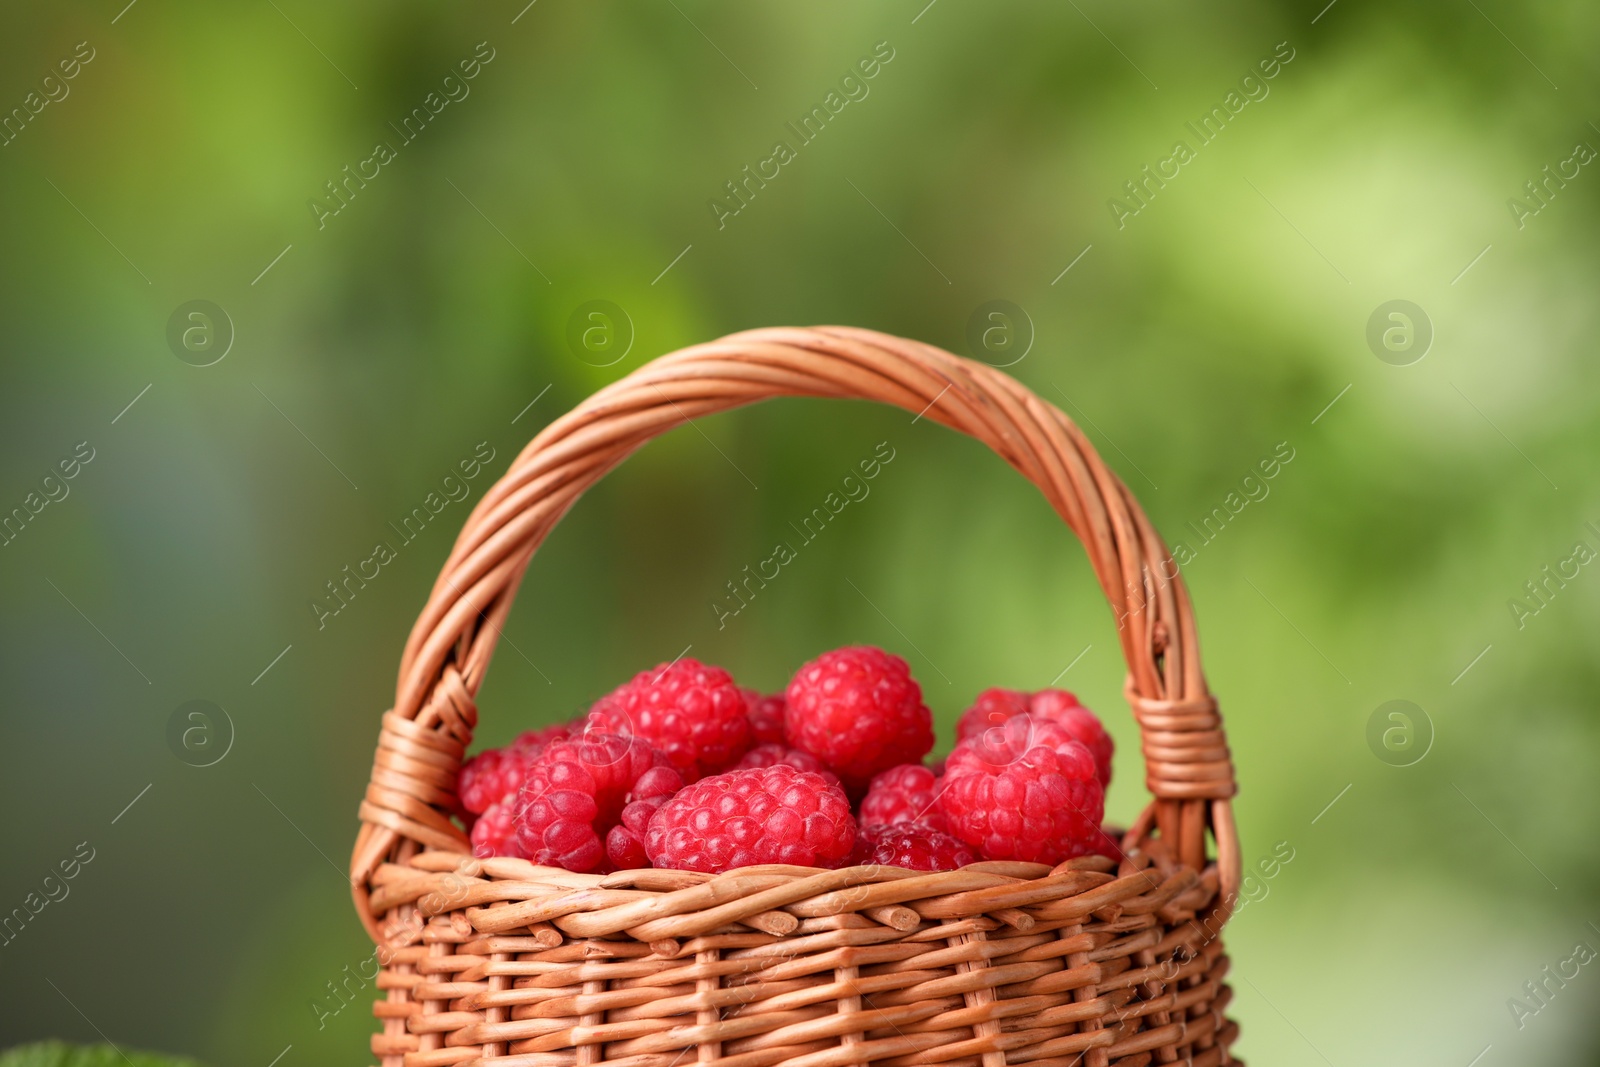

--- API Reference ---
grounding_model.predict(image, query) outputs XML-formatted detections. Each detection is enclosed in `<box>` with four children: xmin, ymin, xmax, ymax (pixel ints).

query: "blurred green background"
<box><xmin>2</xmin><ymin>0</ymin><xmax>1597</xmax><ymax>1063</ymax></box>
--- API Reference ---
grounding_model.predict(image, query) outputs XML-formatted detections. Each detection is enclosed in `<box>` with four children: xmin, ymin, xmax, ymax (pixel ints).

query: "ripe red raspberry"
<box><xmin>732</xmin><ymin>743</ymin><xmax>842</xmax><ymax>788</ymax></box>
<box><xmin>507</xmin><ymin>732</ymin><xmax>683</xmax><ymax>871</ymax></box>
<box><xmin>459</xmin><ymin>722</ymin><xmax>580</xmax><ymax>815</ymax></box>
<box><xmin>1029</xmin><ymin>691</ymin><xmax>1114</xmax><ymax>788</ymax></box>
<box><xmin>743</xmin><ymin>689</ymin><xmax>788</xmax><ymax>746</ymax></box>
<box><xmin>853</xmin><ymin>822</ymin><xmax>977</xmax><ymax>871</ymax></box>
<box><xmin>859</xmin><ymin>763</ymin><xmax>947</xmax><ymax>832</ymax></box>
<box><xmin>509</xmin><ymin>721</ymin><xmax>580</xmax><ymax>757</ymax></box>
<box><xmin>956</xmin><ymin>688</ymin><xmax>1114</xmax><ymax>787</ymax></box>
<box><xmin>460</xmin><ymin>748</ymin><xmax>525</xmax><ymax>816</ymax></box>
<box><xmin>955</xmin><ymin>688</ymin><xmax>1031</xmax><ymax>739</ymax></box>
<box><xmin>784</xmin><ymin>647</ymin><xmax>934</xmax><ymax>791</ymax></box>
<box><xmin>941</xmin><ymin>714</ymin><xmax>1105</xmax><ymax>865</ymax></box>
<box><xmin>645</xmin><ymin>765</ymin><xmax>856</xmax><ymax>873</ymax></box>
<box><xmin>587</xmin><ymin>659</ymin><xmax>750</xmax><ymax>778</ymax></box>
<box><xmin>604</xmin><ymin>765</ymin><xmax>683</xmax><ymax>870</ymax></box>
<box><xmin>469</xmin><ymin>794</ymin><xmax>524</xmax><ymax>859</ymax></box>
<box><xmin>605</xmin><ymin>823</ymin><xmax>649</xmax><ymax>870</ymax></box>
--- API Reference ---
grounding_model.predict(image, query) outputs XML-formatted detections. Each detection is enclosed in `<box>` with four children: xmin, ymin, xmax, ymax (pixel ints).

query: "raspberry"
<box><xmin>645</xmin><ymin>765</ymin><xmax>856</xmax><ymax>873</ymax></box>
<box><xmin>587</xmin><ymin>659</ymin><xmax>750</xmax><ymax>778</ymax></box>
<box><xmin>743</xmin><ymin>689</ymin><xmax>788</xmax><ymax>746</ymax></box>
<box><xmin>956</xmin><ymin>688</ymin><xmax>1114</xmax><ymax>787</ymax></box>
<box><xmin>509</xmin><ymin>721</ymin><xmax>580</xmax><ymax>757</ymax></box>
<box><xmin>784</xmin><ymin>647</ymin><xmax>934</xmax><ymax>791</ymax></box>
<box><xmin>459</xmin><ymin>721</ymin><xmax>579</xmax><ymax>815</ymax></box>
<box><xmin>507</xmin><ymin>732</ymin><xmax>683</xmax><ymax>871</ymax></box>
<box><xmin>955</xmin><ymin>688</ymin><xmax>1031</xmax><ymax>739</ymax></box>
<box><xmin>940</xmin><ymin>714</ymin><xmax>1105</xmax><ymax>865</ymax></box>
<box><xmin>1029</xmin><ymin>691</ymin><xmax>1114</xmax><ymax>788</ymax></box>
<box><xmin>460</xmin><ymin>748</ymin><xmax>525</xmax><ymax>816</ymax></box>
<box><xmin>469</xmin><ymin>794</ymin><xmax>524</xmax><ymax>859</ymax></box>
<box><xmin>604</xmin><ymin>765</ymin><xmax>683</xmax><ymax>870</ymax></box>
<box><xmin>859</xmin><ymin>763</ymin><xmax>947</xmax><ymax>832</ymax></box>
<box><xmin>605</xmin><ymin>823</ymin><xmax>649</xmax><ymax>869</ymax></box>
<box><xmin>732</xmin><ymin>743</ymin><xmax>842</xmax><ymax>788</ymax></box>
<box><xmin>853</xmin><ymin>822</ymin><xmax>977</xmax><ymax>872</ymax></box>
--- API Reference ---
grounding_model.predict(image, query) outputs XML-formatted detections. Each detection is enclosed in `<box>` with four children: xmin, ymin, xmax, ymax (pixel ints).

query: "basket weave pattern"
<box><xmin>350</xmin><ymin>327</ymin><xmax>1242</xmax><ymax>1067</ymax></box>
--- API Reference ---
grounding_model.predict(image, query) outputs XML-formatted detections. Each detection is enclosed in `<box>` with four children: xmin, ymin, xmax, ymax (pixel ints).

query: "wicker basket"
<box><xmin>349</xmin><ymin>326</ymin><xmax>1242</xmax><ymax>1067</ymax></box>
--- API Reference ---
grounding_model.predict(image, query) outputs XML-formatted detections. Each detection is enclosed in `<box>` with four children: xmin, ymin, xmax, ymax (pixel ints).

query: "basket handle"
<box><xmin>349</xmin><ymin>326</ymin><xmax>1239</xmax><ymax>935</ymax></box>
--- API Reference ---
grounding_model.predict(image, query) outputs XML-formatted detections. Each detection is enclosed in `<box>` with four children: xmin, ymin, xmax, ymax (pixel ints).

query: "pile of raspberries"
<box><xmin>457</xmin><ymin>646</ymin><xmax>1123</xmax><ymax>875</ymax></box>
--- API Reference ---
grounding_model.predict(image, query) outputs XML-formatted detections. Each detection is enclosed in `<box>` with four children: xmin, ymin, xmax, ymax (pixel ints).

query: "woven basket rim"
<box><xmin>369</xmin><ymin>845</ymin><xmax>1221</xmax><ymax>952</ymax></box>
